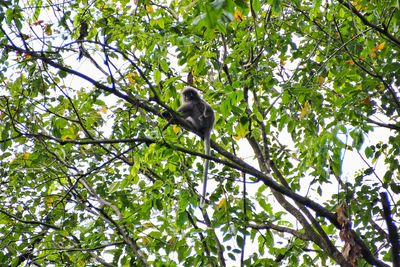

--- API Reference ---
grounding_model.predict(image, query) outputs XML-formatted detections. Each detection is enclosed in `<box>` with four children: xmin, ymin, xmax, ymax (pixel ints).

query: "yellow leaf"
<box><xmin>142</xmin><ymin>222</ymin><xmax>153</xmax><ymax>228</ymax></box>
<box><xmin>127</xmin><ymin>72</ymin><xmax>137</xmax><ymax>85</ymax></box>
<box><xmin>146</xmin><ymin>5</ymin><xmax>154</xmax><ymax>13</ymax></box>
<box><xmin>371</xmin><ymin>42</ymin><xmax>384</xmax><ymax>58</ymax></box>
<box><xmin>24</xmin><ymin>53</ymin><xmax>32</xmax><ymax>60</ymax></box>
<box><xmin>315</xmin><ymin>51</ymin><xmax>323</xmax><ymax>63</ymax></box>
<box><xmin>46</xmin><ymin>196</ymin><xmax>55</xmax><ymax>208</ymax></box>
<box><xmin>142</xmin><ymin>236</ymin><xmax>151</xmax><ymax>246</ymax></box>
<box><xmin>234</xmin><ymin>123</ymin><xmax>249</xmax><ymax>140</ymax></box>
<box><xmin>317</xmin><ymin>76</ymin><xmax>325</xmax><ymax>85</ymax></box>
<box><xmin>299</xmin><ymin>101</ymin><xmax>311</xmax><ymax>120</ymax></box>
<box><xmin>345</xmin><ymin>59</ymin><xmax>355</xmax><ymax>65</ymax></box>
<box><xmin>218</xmin><ymin>198</ymin><xmax>226</xmax><ymax>209</ymax></box>
<box><xmin>62</xmin><ymin>134</ymin><xmax>76</xmax><ymax>140</ymax></box>
<box><xmin>101</xmin><ymin>106</ymin><xmax>107</xmax><ymax>114</ymax></box>
<box><xmin>22</xmin><ymin>152</ymin><xmax>30</xmax><ymax>160</ymax></box>
<box><xmin>172</xmin><ymin>125</ymin><xmax>181</xmax><ymax>134</ymax></box>
<box><xmin>234</xmin><ymin>9</ymin><xmax>244</xmax><ymax>21</ymax></box>
<box><xmin>353</xmin><ymin>1</ymin><xmax>362</xmax><ymax>10</ymax></box>
<box><xmin>44</xmin><ymin>24</ymin><xmax>52</xmax><ymax>36</ymax></box>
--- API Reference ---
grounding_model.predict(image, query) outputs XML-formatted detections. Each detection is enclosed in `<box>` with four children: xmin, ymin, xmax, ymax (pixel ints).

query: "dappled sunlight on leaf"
<box><xmin>299</xmin><ymin>101</ymin><xmax>311</xmax><ymax>120</ymax></box>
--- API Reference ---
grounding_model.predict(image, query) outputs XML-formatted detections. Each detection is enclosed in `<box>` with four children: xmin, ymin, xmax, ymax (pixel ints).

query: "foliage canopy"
<box><xmin>0</xmin><ymin>0</ymin><xmax>399</xmax><ymax>266</ymax></box>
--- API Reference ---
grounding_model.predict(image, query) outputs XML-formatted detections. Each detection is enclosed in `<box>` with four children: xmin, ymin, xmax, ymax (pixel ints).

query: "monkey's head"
<box><xmin>182</xmin><ymin>87</ymin><xmax>201</xmax><ymax>103</ymax></box>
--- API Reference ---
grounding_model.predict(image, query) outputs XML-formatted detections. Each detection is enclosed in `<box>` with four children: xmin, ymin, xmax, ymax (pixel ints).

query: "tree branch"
<box><xmin>0</xmin><ymin>208</ymin><xmax>60</xmax><ymax>230</ymax></box>
<box><xmin>337</xmin><ymin>0</ymin><xmax>400</xmax><ymax>47</ymax></box>
<box><xmin>380</xmin><ymin>192</ymin><xmax>400</xmax><ymax>267</ymax></box>
<box><xmin>248</xmin><ymin>222</ymin><xmax>311</xmax><ymax>241</ymax></box>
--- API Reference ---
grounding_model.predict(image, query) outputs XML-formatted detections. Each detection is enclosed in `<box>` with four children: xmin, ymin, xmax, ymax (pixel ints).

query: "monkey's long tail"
<box><xmin>200</xmin><ymin>134</ymin><xmax>210</xmax><ymax>208</ymax></box>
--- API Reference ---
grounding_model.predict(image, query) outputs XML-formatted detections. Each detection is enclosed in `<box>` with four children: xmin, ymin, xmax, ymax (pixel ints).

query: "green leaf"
<box><xmin>252</xmin><ymin>0</ymin><xmax>261</xmax><ymax>13</ymax></box>
<box><xmin>350</xmin><ymin>129</ymin><xmax>364</xmax><ymax>151</ymax></box>
<box><xmin>236</xmin><ymin>235</ymin><xmax>244</xmax><ymax>248</ymax></box>
<box><xmin>154</xmin><ymin>69</ymin><xmax>161</xmax><ymax>84</ymax></box>
<box><xmin>272</xmin><ymin>0</ymin><xmax>282</xmax><ymax>14</ymax></box>
<box><xmin>153</xmin><ymin>180</ymin><xmax>163</xmax><ymax>189</ymax></box>
<box><xmin>287</xmin><ymin>119</ymin><xmax>295</xmax><ymax>133</ymax></box>
<box><xmin>365</xmin><ymin>146</ymin><xmax>374</xmax><ymax>158</ymax></box>
<box><xmin>58</xmin><ymin>70</ymin><xmax>67</xmax><ymax>78</ymax></box>
<box><xmin>159</xmin><ymin>60</ymin><xmax>170</xmax><ymax>72</ymax></box>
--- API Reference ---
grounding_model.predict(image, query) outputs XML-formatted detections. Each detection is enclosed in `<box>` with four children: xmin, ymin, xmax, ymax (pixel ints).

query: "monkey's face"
<box><xmin>183</xmin><ymin>92</ymin><xmax>194</xmax><ymax>101</ymax></box>
<box><xmin>182</xmin><ymin>88</ymin><xmax>200</xmax><ymax>102</ymax></box>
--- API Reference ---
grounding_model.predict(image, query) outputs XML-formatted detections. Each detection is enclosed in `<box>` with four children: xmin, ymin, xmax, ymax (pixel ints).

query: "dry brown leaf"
<box><xmin>336</xmin><ymin>203</ymin><xmax>363</xmax><ymax>266</ymax></box>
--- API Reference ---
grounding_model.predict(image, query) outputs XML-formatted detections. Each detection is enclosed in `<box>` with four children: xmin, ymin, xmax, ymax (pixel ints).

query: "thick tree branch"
<box><xmin>366</xmin><ymin>117</ymin><xmax>400</xmax><ymax>131</ymax></box>
<box><xmin>24</xmin><ymin>131</ymin><xmax>339</xmax><ymax>230</ymax></box>
<box><xmin>380</xmin><ymin>192</ymin><xmax>400</xmax><ymax>267</ymax></box>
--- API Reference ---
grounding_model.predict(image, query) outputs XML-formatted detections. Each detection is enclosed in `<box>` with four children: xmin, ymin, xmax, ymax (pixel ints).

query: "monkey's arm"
<box><xmin>161</xmin><ymin>110</ymin><xmax>174</xmax><ymax>120</ymax></box>
<box><xmin>177</xmin><ymin>104</ymin><xmax>194</xmax><ymax>119</ymax></box>
<box><xmin>161</xmin><ymin>106</ymin><xmax>195</xmax><ymax>132</ymax></box>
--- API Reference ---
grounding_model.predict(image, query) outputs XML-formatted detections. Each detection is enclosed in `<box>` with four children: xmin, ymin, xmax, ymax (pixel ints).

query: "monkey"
<box><xmin>177</xmin><ymin>88</ymin><xmax>215</xmax><ymax>139</ymax></box>
<box><xmin>163</xmin><ymin>87</ymin><xmax>215</xmax><ymax>207</ymax></box>
<box><xmin>178</xmin><ymin>87</ymin><xmax>215</xmax><ymax>207</ymax></box>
